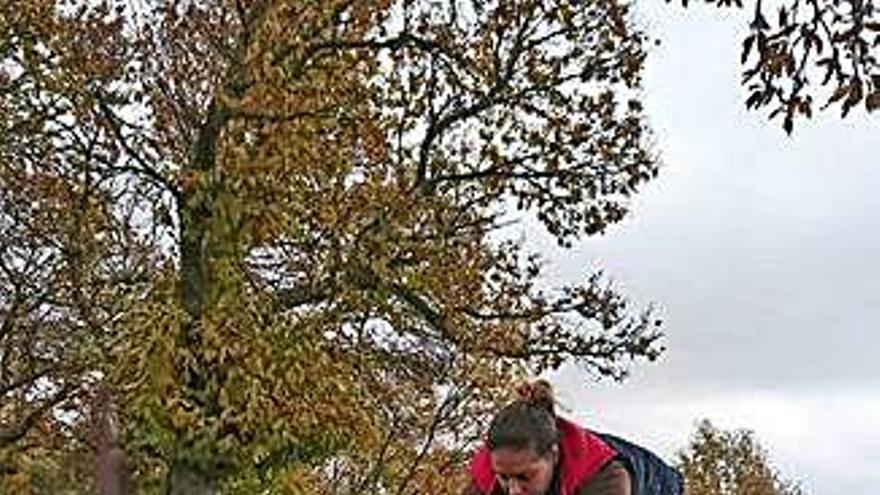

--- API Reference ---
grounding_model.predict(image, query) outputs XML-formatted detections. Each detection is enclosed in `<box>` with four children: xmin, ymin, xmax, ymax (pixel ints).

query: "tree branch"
<box><xmin>0</xmin><ymin>384</ymin><xmax>73</xmax><ymax>448</ymax></box>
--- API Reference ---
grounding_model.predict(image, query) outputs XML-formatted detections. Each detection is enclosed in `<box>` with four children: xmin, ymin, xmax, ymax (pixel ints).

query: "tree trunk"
<box><xmin>166</xmin><ymin>98</ymin><xmax>231</xmax><ymax>495</ymax></box>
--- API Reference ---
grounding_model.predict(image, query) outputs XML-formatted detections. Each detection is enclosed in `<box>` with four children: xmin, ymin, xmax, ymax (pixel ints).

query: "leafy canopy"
<box><xmin>1</xmin><ymin>0</ymin><xmax>661</xmax><ymax>492</ymax></box>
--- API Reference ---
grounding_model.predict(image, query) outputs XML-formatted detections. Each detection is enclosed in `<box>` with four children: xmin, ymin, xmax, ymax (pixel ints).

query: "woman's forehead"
<box><xmin>490</xmin><ymin>447</ymin><xmax>546</xmax><ymax>472</ymax></box>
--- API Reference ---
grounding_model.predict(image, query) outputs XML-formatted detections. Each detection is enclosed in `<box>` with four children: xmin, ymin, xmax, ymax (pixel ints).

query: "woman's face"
<box><xmin>490</xmin><ymin>446</ymin><xmax>557</xmax><ymax>495</ymax></box>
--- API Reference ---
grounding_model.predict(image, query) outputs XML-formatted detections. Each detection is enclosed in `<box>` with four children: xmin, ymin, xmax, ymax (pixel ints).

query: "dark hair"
<box><xmin>487</xmin><ymin>380</ymin><xmax>559</xmax><ymax>456</ymax></box>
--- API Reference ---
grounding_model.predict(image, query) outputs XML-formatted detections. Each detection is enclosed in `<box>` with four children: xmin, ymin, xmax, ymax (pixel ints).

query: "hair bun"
<box><xmin>516</xmin><ymin>379</ymin><xmax>555</xmax><ymax>415</ymax></box>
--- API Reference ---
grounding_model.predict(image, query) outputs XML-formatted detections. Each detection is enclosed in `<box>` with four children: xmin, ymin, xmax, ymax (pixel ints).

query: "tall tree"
<box><xmin>678</xmin><ymin>420</ymin><xmax>806</xmax><ymax>495</ymax></box>
<box><xmin>1</xmin><ymin>0</ymin><xmax>662</xmax><ymax>492</ymax></box>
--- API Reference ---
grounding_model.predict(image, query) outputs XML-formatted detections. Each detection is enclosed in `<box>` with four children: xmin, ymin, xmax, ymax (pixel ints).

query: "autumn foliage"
<box><xmin>1</xmin><ymin>0</ymin><xmax>874</xmax><ymax>493</ymax></box>
<box><xmin>674</xmin><ymin>0</ymin><xmax>880</xmax><ymax>133</ymax></box>
<box><xmin>678</xmin><ymin>420</ymin><xmax>806</xmax><ymax>495</ymax></box>
<box><xmin>1</xmin><ymin>0</ymin><xmax>661</xmax><ymax>492</ymax></box>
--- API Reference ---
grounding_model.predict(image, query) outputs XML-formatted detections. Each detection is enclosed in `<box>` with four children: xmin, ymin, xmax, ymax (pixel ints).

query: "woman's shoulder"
<box><xmin>575</xmin><ymin>459</ymin><xmax>632</xmax><ymax>495</ymax></box>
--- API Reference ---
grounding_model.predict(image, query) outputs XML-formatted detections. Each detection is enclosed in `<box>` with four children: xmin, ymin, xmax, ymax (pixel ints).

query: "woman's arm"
<box><xmin>576</xmin><ymin>460</ymin><xmax>632</xmax><ymax>495</ymax></box>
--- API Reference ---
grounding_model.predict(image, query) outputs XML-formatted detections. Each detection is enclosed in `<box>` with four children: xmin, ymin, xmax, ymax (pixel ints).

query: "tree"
<box><xmin>1</xmin><ymin>0</ymin><xmax>663</xmax><ymax>493</ymax></box>
<box><xmin>4</xmin><ymin>0</ymin><xmax>871</xmax><ymax>492</ymax></box>
<box><xmin>678</xmin><ymin>420</ymin><xmax>806</xmax><ymax>495</ymax></box>
<box><xmin>671</xmin><ymin>0</ymin><xmax>880</xmax><ymax>133</ymax></box>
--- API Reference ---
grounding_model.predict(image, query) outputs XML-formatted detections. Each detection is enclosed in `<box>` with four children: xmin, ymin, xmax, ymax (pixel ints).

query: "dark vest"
<box><xmin>596</xmin><ymin>432</ymin><xmax>684</xmax><ymax>495</ymax></box>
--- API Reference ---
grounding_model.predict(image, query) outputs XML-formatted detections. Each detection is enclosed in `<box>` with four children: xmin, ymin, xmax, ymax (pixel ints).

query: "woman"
<box><xmin>464</xmin><ymin>381</ymin><xmax>683</xmax><ymax>495</ymax></box>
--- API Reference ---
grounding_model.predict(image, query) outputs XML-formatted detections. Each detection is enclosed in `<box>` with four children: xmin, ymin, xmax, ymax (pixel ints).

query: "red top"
<box><xmin>470</xmin><ymin>418</ymin><xmax>617</xmax><ymax>495</ymax></box>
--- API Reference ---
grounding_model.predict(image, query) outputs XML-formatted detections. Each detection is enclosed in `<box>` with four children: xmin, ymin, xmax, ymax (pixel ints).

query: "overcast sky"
<box><xmin>537</xmin><ymin>3</ymin><xmax>879</xmax><ymax>495</ymax></box>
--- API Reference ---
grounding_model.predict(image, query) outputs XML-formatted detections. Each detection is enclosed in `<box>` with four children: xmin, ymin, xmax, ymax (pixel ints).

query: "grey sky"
<box><xmin>533</xmin><ymin>3</ymin><xmax>879</xmax><ymax>495</ymax></box>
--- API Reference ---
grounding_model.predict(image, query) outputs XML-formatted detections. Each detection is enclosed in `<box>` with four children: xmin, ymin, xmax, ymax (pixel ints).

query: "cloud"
<box><xmin>531</xmin><ymin>4</ymin><xmax>880</xmax><ymax>495</ymax></box>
